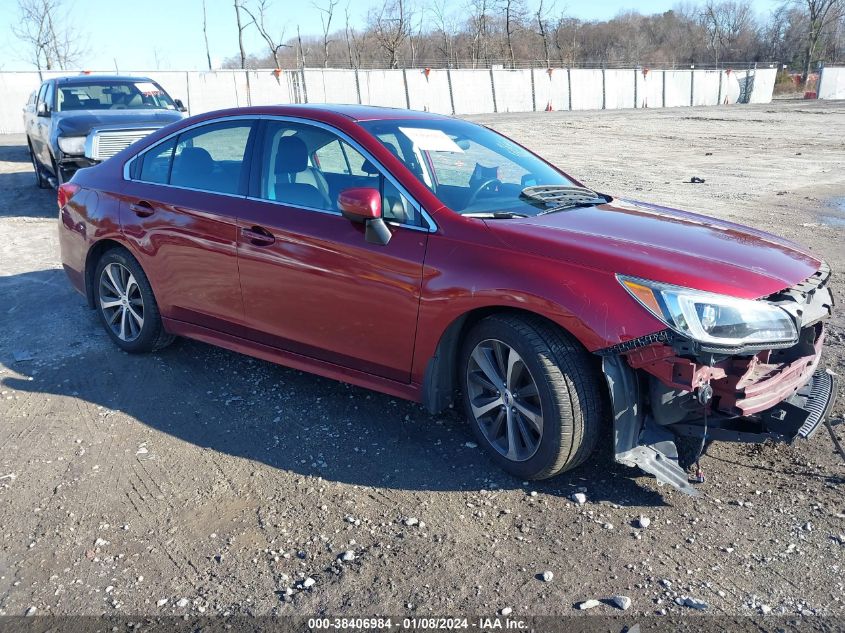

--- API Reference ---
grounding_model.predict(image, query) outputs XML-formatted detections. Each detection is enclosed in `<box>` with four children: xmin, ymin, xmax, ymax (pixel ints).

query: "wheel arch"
<box><xmin>421</xmin><ymin>306</ymin><xmax>599</xmax><ymax>414</ymax></box>
<box><xmin>84</xmin><ymin>238</ymin><xmax>128</xmax><ymax>308</ymax></box>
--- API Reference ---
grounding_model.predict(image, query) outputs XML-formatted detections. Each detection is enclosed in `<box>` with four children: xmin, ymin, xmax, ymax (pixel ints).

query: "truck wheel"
<box><xmin>51</xmin><ymin>157</ymin><xmax>65</xmax><ymax>187</ymax></box>
<box><xmin>460</xmin><ymin>314</ymin><xmax>602</xmax><ymax>480</ymax></box>
<box><xmin>28</xmin><ymin>141</ymin><xmax>49</xmax><ymax>189</ymax></box>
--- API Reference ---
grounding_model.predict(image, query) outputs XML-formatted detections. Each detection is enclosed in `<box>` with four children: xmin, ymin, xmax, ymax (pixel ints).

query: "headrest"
<box><xmin>275</xmin><ymin>136</ymin><xmax>308</xmax><ymax>174</ymax></box>
<box><xmin>361</xmin><ymin>141</ymin><xmax>400</xmax><ymax>175</ymax></box>
<box><xmin>176</xmin><ymin>147</ymin><xmax>213</xmax><ymax>175</ymax></box>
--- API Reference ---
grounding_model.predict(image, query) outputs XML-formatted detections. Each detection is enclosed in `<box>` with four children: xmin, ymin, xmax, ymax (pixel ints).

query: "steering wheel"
<box><xmin>464</xmin><ymin>178</ymin><xmax>502</xmax><ymax>209</ymax></box>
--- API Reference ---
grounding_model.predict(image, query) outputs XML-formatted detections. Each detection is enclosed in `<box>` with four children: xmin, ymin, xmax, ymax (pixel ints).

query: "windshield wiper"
<box><xmin>463</xmin><ymin>211</ymin><xmax>529</xmax><ymax>219</ymax></box>
<box><xmin>520</xmin><ymin>184</ymin><xmax>608</xmax><ymax>215</ymax></box>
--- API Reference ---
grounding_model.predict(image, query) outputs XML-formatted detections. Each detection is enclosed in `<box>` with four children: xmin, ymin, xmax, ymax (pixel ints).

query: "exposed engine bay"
<box><xmin>603</xmin><ymin>263</ymin><xmax>839</xmax><ymax>495</ymax></box>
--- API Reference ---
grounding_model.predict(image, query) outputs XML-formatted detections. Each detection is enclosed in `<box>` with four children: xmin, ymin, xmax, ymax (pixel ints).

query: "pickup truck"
<box><xmin>24</xmin><ymin>74</ymin><xmax>187</xmax><ymax>187</ymax></box>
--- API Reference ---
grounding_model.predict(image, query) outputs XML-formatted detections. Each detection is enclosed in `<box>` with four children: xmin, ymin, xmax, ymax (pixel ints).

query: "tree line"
<box><xmin>223</xmin><ymin>0</ymin><xmax>844</xmax><ymax>83</ymax></box>
<box><xmin>12</xmin><ymin>0</ymin><xmax>845</xmax><ymax>84</ymax></box>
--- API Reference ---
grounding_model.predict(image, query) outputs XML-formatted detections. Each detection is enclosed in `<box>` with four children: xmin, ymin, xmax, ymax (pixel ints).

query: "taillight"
<box><xmin>57</xmin><ymin>183</ymin><xmax>81</xmax><ymax>209</ymax></box>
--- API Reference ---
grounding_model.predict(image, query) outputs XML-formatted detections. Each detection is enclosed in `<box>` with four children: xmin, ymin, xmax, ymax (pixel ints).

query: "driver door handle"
<box><xmin>241</xmin><ymin>226</ymin><xmax>275</xmax><ymax>246</ymax></box>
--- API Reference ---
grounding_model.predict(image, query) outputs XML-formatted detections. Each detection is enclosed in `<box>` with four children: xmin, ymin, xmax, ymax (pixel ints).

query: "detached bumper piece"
<box><xmin>672</xmin><ymin>368</ymin><xmax>837</xmax><ymax>444</ymax></box>
<box><xmin>603</xmin><ymin>355</ymin><xmax>701</xmax><ymax>497</ymax></box>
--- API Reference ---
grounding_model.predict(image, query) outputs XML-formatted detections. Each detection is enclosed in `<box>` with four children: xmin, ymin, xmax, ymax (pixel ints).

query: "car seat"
<box><xmin>273</xmin><ymin>137</ymin><xmax>332</xmax><ymax>208</ymax></box>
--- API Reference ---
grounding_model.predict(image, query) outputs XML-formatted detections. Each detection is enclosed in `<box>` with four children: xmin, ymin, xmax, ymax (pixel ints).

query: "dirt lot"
<box><xmin>0</xmin><ymin>100</ymin><xmax>844</xmax><ymax>621</ymax></box>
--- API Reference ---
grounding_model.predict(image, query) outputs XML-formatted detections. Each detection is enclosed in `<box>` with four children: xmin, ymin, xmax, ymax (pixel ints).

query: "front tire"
<box><xmin>28</xmin><ymin>141</ymin><xmax>49</xmax><ymax>189</ymax></box>
<box><xmin>94</xmin><ymin>248</ymin><xmax>174</xmax><ymax>353</ymax></box>
<box><xmin>51</xmin><ymin>156</ymin><xmax>66</xmax><ymax>187</ymax></box>
<box><xmin>460</xmin><ymin>314</ymin><xmax>602</xmax><ymax>480</ymax></box>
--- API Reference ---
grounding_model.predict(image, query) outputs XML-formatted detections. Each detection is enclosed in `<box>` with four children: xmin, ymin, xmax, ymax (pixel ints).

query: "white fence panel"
<box><xmin>0</xmin><ymin>73</ymin><xmax>41</xmax><ymax>134</ymax></box>
<box><xmin>187</xmin><ymin>71</ymin><xmax>246</xmax><ymax>114</ymax></box>
<box><xmin>748</xmin><ymin>68</ymin><xmax>776</xmax><ymax>103</ymax></box>
<box><xmin>407</xmin><ymin>69</ymin><xmax>453</xmax><ymax>114</ymax></box>
<box><xmin>532</xmin><ymin>68</ymin><xmax>570</xmax><ymax>111</ymax></box>
<box><xmin>569</xmin><ymin>69</ymin><xmax>603</xmax><ymax>110</ymax></box>
<box><xmin>248</xmin><ymin>71</ymin><xmax>295</xmax><ymax>106</ymax></box>
<box><xmin>492</xmin><ymin>69</ymin><xmax>534</xmax><ymax>112</ymax></box>
<box><xmin>303</xmin><ymin>69</ymin><xmax>358</xmax><ymax>104</ymax></box>
<box><xmin>819</xmin><ymin>65</ymin><xmax>845</xmax><ymax>99</ymax></box>
<box><xmin>605</xmin><ymin>69</ymin><xmax>636</xmax><ymax>109</ymax></box>
<box><xmin>450</xmin><ymin>70</ymin><xmax>495</xmax><ymax>114</ymax></box>
<box><xmin>358</xmin><ymin>70</ymin><xmax>407</xmax><ymax>108</ymax></box>
<box><xmin>722</xmin><ymin>70</ymin><xmax>742</xmax><ymax>104</ymax></box>
<box><xmin>636</xmin><ymin>69</ymin><xmax>664</xmax><ymax>108</ymax></box>
<box><xmin>664</xmin><ymin>70</ymin><xmax>692</xmax><ymax>107</ymax></box>
<box><xmin>693</xmin><ymin>70</ymin><xmax>721</xmax><ymax>106</ymax></box>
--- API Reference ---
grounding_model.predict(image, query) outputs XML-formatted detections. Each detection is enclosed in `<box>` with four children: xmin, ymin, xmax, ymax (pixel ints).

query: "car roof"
<box><xmin>266</xmin><ymin>103</ymin><xmax>452</xmax><ymax>122</ymax></box>
<box><xmin>52</xmin><ymin>75</ymin><xmax>155</xmax><ymax>85</ymax></box>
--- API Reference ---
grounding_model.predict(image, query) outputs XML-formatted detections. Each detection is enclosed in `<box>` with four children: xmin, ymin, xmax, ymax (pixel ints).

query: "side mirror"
<box><xmin>174</xmin><ymin>99</ymin><xmax>188</xmax><ymax>113</ymax></box>
<box><xmin>37</xmin><ymin>102</ymin><xmax>50</xmax><ymax>117</ymax></box>
<box><xmin>338</xmin><ymin>187</ymin><xmax>391</xmax><ymax>245</ymax></box>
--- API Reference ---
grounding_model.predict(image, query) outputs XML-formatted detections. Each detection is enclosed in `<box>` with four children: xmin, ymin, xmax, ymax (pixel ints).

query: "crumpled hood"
<box><xmin>53</xmin><ymin>109</ymin><xmax>184</xmax><ymax>136</ymax></box>
<box><xmin>487</xmin><ymin>198</ymin><xmax>821</xmax><ymax>299</ymax></box>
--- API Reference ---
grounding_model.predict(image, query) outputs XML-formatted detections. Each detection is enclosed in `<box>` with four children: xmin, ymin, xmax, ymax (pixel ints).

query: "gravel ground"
<box><xmin>0</xmin><ymin>100</ymin><xmax>843</xmax><ymax>620</ymax></box>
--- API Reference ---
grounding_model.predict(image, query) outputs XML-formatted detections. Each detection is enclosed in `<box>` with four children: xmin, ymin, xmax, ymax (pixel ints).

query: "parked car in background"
<box><xmin>24</xmin><ymin>75</ymin><xmax>187</xmax><ymax>188</ymax></box>
<box><xmin>57</xmin><ymin>105</ymin><xmax>836</xmax><ymax>495</ymax></box>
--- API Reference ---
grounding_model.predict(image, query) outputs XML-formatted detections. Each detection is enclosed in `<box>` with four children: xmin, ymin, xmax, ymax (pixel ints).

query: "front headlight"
<box><xmin>57</xmin><ymin>135</ymin><xmax>86</xmax><ymax>155</ymax></box>
<box><xmin>618</xmin><ymin>275</ymin><xmax>797</xmax><ymax>347</ymax></box>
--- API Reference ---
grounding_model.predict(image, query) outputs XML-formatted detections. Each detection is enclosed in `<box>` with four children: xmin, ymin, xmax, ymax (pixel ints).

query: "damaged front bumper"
<box><xmin>602</xmin><ymin>264</ymin><xmax>837</xmax><ymax>496</ymax></box>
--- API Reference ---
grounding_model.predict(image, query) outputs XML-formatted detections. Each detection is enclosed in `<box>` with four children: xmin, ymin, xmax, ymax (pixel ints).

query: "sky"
<box><xmin>0</xmin><ymin>0</ymin><xmax>781</xmax><ymax>72</ymax></box>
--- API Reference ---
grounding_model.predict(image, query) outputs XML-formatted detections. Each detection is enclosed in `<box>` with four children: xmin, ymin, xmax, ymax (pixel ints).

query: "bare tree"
<box><xmin>535</xmin><ymin>0</ymin><xmax>555</xmax><ymax>67</ymax></box>
<box><xmin>430</xmin><ymin>0</ymin><xmax>455</xmax><ymax>65</ymax></box>
<box><xmin>315</xmin><ymin>0</ymin><xmax>339</xmax><ymax>67</ymax></box>
<box><xmin>296</xmin><ymin>24</ymin><xmax>309</xmax><ymax>67</ymax></box>
<box><xmin>467</xmin><ymin>0</ymin><xmax>492</xmax><ymax>67</ymax></box>
<box><xmin>234</xmin><ymin>0</ymin><xmax>251</xmax><ymax>69</ymax></box>
<box><xmin>791</xmin><ymin>0</ymin><xmax>845</xmax><ymax>81</ymax></box>
<box><xmin>502</xmin><ymin>0</ymin><xmax>527</xmax><ymax>68</ymax></box>
<box><xmin>202</xmin><ymin>0</ymin><xmax>213</xmax><ymax>70</ymax></box>
<box><xmin>369</xmin><ymin>0</ymin><xmax>411</xmax><ymax>68</ymax></box>
<box><xmin>12</xmin><ymin>0</ymin><xmax>86</xmax><ymax>70</ymax></box>
<box><xmin>344</xmin><ymin>4</ymin><xmax>359</xmax><ymax>68</ymax></box>
<box><xmin>241</xmin><ymin>0</ymin><xmax>290</xmax><ymax>69</ymax></box>
<box><xmin>700</xmin><ymin>1</ymin><xmax>754</xmax><ymax>64</ymax></box>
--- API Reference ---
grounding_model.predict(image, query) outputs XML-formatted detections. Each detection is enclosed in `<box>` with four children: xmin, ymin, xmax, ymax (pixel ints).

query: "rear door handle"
<box><xmin>241</xmin><ymin>226</ymin><xmax>275</xmax><ymax>246</ymax></box>
<box><xmin>129</xmin><ymin>201</ymin><xmax>155</xmax><ymax>217</ymax></box>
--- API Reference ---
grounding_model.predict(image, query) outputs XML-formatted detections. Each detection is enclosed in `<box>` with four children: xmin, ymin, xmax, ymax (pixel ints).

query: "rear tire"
<box><xmin>460</xmin><ymin>314</ymin><xmax>602</xmax><ymax>480</ymax></box>
<box><xmin>94</xmin><ymin>248</ymin><xmax>174</xmax><ymax>353</ymax></box>
<box><xmin>28</xmin><ymin>141</ymin><xmax>49</xmax><ymax>189</ymax></box>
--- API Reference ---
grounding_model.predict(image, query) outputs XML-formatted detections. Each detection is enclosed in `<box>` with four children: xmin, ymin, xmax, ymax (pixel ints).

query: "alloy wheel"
<box><xmin>466</xmin><ymin>338</ymin><xmax>544</xmax><ymax>462</ymax></box>
<box><xmin>99</xmin><ymin>262</ymin><xmax>144</xmax><ymax>342</ymax></box>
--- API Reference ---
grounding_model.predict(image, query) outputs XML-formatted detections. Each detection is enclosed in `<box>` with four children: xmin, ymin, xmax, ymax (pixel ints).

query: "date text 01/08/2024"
<box><xmin>306</xmin><ymin>617</ymin><xmax>528</xmax><ymax>630</ymax></box>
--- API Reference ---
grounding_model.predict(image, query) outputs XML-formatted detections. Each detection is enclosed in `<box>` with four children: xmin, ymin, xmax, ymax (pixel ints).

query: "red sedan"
<box><xmin>58</xmin><ymin>105</ymin><xmax>836</xmax><ymax>494</ymax></box>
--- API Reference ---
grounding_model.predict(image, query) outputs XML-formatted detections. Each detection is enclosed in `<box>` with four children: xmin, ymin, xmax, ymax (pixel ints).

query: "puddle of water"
<box><xmin>820</xmin><ymin>197</ymin><xmax>845</xmax><ymax>227</ymax></box>
<box><xmin>821</xmin><ymin>215</ymin><xmax>845</xmax><ymax>227</ymax></box>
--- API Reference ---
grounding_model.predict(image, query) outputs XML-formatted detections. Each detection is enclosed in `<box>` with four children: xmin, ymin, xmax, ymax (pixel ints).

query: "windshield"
<box><xmin>358</xmin><ymin>118</ymin><xmax>595</xmax><ymax>217</ymax></box>
<box><xmin>57</xmin><ymin>81</ymin><xmax>176</xmax><ymax>112</ymax></box>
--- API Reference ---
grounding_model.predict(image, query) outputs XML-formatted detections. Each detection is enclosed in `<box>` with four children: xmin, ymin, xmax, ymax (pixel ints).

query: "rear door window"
<box><xmin>136</xmin><ymin>121</ymin><xmax>254</xmax><ymax>195</ymax></box>
<box><xmin>139</xmin><ymin>138</ymin><xmax>177</xmax><ymax>184</ymax></box>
